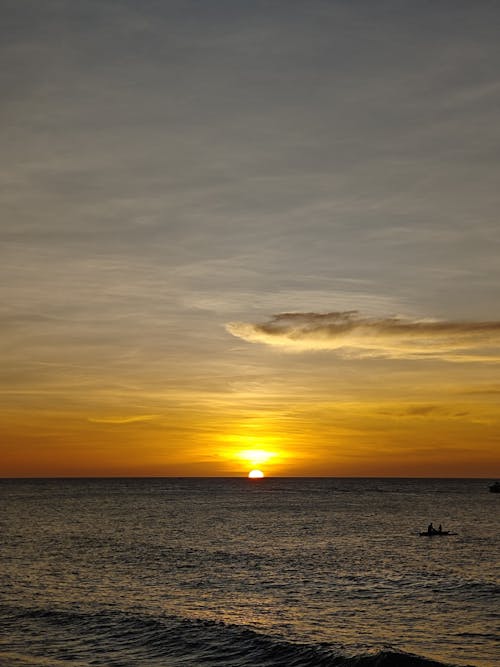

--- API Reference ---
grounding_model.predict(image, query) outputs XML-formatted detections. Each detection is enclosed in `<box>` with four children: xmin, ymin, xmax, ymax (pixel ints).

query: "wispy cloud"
<box><xmin>226</xmin><ymin>312</ymin><xmax>500</xmax><ymax>362</ymax></box>
<box><xmin>87</xmin><ymin>415</ymin><xmax>158</xmax><ymax>425</ymax></box>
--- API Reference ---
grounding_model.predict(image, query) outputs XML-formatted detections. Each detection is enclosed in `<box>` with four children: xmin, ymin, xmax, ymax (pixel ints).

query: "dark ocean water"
<box><xmin>0</xmin><ymin>478</ymin><xmax>498</xmax><ymax>667</ymax></box>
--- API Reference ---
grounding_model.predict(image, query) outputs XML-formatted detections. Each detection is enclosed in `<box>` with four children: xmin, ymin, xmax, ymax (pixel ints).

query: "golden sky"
<box><xmin>1</xmin><ymin>2</ymin><xmax>500</xmax><ymax>477</ymax></box>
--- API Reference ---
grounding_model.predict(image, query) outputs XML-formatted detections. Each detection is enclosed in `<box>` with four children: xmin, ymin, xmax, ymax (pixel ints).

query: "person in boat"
<box><xmin>438</xmin><ymin>524</ymin><xmax>442</xmax><ymax>534</ymax></box>
<box><xmin>427</xmin><ymin>522</ymin><xmax>434</xmax><ymax>535</ymax></box>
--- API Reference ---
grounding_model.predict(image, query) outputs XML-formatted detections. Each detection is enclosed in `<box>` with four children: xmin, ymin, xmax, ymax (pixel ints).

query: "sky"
<box><xmin>1</xmin><ymin>0</ymin><xmax>500</xmax><ymax>477</ymax></box>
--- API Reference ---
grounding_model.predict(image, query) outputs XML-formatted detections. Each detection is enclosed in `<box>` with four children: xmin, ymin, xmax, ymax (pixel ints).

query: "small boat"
<box><xmin>419</xmin><ymin>530</ymin><xmax>456</xmax><ymax>536</ymax></box>
<box><xmin>489</xmin><ymin>481</ymin><xmax>500</xmax><ymax>493</ymax></box>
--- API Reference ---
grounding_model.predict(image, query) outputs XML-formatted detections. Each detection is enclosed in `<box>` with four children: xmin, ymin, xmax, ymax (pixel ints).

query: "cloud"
<box><xmin>403</xmin><ymin>405</ymin><xmax>441</xmax><ymax>417</ymax></box>
<box><xmin>378</xmin><ymin>405</ymin><xmax>470</xmax><ymax>419</ymax></box>
<box><xmin>226</xmin><ymin>312</ymin><xmax>500</xmax><ymax>362</ymax></box>
<box><xmin>87</xmin><ymin>415</ymin><xmax>158</xmax><ymax>425</ymax></box>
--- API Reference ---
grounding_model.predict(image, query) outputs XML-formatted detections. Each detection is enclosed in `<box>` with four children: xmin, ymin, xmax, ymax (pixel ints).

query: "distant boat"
<box><xmin>419</xmin><ymin>531</ymin><xmax>456</xmax><ymax>536</ymax></box>
<box><xmin>489</xmin><ymin>481</ymin><xmax>500</xmax><ymax>493</ymax></box>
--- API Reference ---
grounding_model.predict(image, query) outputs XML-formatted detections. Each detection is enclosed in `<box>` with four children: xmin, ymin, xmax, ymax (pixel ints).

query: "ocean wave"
<box><xmin>0</xmin><ymin>605</ymin><xmax>468</xmax><ymax>667</ymax></box>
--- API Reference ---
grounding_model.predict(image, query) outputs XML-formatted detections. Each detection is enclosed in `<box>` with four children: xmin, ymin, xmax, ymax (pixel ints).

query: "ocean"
<box><xmin>0</xmin><ymin>478</ymin><xmax>498</xmax><ymax>667</ymax></box>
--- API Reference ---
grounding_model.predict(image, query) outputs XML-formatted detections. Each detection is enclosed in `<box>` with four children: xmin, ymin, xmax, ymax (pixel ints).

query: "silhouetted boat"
<box><xmin>419</xmin><ymin>530</ymin><xmax>456</xmax><ymax>536</ymax></box>
<box><xmin>489</xmin><ymin>481</ymin><xmax>500</xmax><ymax>493</ymax></box>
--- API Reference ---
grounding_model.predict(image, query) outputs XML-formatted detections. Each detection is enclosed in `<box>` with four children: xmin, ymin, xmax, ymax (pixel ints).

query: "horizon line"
<box><xmin>0</xmin><ymin>475</ymin><xmax>496</xmax><ymax>480</ymax></box>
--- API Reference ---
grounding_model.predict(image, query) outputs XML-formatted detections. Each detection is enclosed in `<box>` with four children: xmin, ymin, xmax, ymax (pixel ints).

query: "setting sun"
<box><xmin>216</xmin><ymin>435</ymin><xmax>289</xmax><ymax>475</ymax></box>
<box><xmin>248</xmin><ymin>469</ymin><xmax>265</xmax><ymax>479</ymax></box>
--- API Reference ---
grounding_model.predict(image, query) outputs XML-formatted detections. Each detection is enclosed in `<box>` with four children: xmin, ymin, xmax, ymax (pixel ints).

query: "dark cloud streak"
<box><xmin>227</xmin><ymin>311</ymin><xmax>500</xmax><ymax>361</ymax></box>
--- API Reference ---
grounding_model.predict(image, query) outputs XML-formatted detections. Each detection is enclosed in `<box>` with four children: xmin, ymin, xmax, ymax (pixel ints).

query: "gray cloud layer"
<box><xmin>2</xmin><ymin>1</ymin><xmax>500</xmax><ymax>412</ymax></box>
<box><xmin>2</xmin><ymin>0</ymin><xmax>500</xmax><ymax>325</ymax></box>
<box><xmin>227</xmin><ymin>312</ymin><xmax>500</xmax><ymax>361</ymax></box>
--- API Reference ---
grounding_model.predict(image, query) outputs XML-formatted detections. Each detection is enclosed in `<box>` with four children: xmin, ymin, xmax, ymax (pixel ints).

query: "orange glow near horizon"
<box><xmin>1</xmin><ymin>389</ymin><xmax>499</xmax><ymax>478</ymax></box>
<box><xmin>214</xmin><ymin>431</ymin><xmax>291</xmax><ymax>475</ymax></box>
